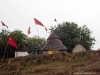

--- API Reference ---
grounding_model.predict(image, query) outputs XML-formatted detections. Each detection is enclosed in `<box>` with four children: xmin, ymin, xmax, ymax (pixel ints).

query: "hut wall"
<box><xmin>59</xmin><ymin>51</ymin><xmax>67</xmax><ymax>53</ymax></box>
<box><xmin>15</xmin><ymin>51</ymin><xmax>29</xmax><ymax>57</ymax></box>
<box><xmin>72</xmin><ymin>48</ymin><xmax>86</xmax><ymax>53</ymax></box>
<box><xmin>48</xmin><ymin>50</ymin><xmax>54</xmax><ymax>54</ymax></box>
<box><xmin>42</xmin><ymin>50</ymin><xmax>67</xmax><ymax>55</ymax></box>
<box><xmin>42</xmin><ymin>51</ymin><xmax>48</xmax><ymax>55</ymax></box>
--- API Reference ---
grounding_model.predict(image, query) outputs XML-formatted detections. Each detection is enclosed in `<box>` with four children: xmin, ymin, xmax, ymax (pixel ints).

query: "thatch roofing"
<box><xmin>47</xmin><ymin>32</ymin><xmax>59</xmax><ymax>40</ymax></box>
<box><xmin>15</xmin><ymin>44</ymin><xmax>29</xmax><ymax>52</ymax></box>
<box><xmin>72</xmin><ymin>44</ymin><xmax>86</xmax><ymax>53</ymax></box>
<box><xmin>41</xmin><ymin>31</ymin><xmax>67</xmax><ymax>51</ymax></box>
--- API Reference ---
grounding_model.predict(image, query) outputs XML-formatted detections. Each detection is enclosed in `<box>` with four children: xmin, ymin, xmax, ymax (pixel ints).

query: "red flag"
<box><xmin>34</xmin><ymin>18</ymin><xmax>47</xmax><ymax>31</ymax></box>
<box><xmin>27</xmin><ymin>26</ymin><xmax>31</xmax><ymax>35</ymax></box>
<box><xmin>8</xmin><ymin>36</ymin><xmax>18</xmax><ymax>48</ymax></box>
<box><xmin>34</xmin><ymin>18</ymin><xmax>44</xmax><ymax>26</ymax></box>
<box><xmin>1</xmin><ymin>21</ymin><xmax>8</xmax><ymax>28</ymax></box>
<box><xmin>54</xmin><ymin>18</ymin><xmax>57</xmax><ymax>22</ymax></box>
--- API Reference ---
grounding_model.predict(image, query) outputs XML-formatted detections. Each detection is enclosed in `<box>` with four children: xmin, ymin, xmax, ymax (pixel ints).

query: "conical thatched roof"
<box><xmin>41</xmin><ymin>31</ymin><xmax>67</xmax><ymax>51</ymax></box>
<box><xmin>47</xmin><ymin>31</ymin><xmax>59</xmax><ymax>40</ymax></box>
<box><xmin>15</xmin><ymin>43</ymin><xmax>28</xmax><ymax>52</ymax></box>
<box><xmin>72</xmin><ymin>44</ymin><xmax>86</xmax><ymax>53</ymax></box>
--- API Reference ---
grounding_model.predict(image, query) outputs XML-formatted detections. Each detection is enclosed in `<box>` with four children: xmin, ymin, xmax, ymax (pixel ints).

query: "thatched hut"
<box><xmin>72</xmin><ymin>44</ymin><xmax>86</xmax><ymax>53</ymax></box>
<box><xmin>41</xmin><ymin>31</ymin><xmax>67</xmax><ymax>55</ymax></box>
<box><xmin>15</xmin><ymin>44</ymin><xmax>29</xmax><ymax>57</ymax></box>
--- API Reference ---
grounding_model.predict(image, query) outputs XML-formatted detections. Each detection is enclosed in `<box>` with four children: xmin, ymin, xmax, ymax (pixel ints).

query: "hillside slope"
<box><xmin>0</xmin><ymin>50</ymin><xmax>100</xmax><ymax>75</ymax></box>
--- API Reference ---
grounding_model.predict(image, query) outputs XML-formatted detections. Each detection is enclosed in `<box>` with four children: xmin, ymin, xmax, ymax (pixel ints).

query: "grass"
<box><xmin>0</xmin><ymin>50</ymin><xmax>100</xmax><ymax>75</ymax></box>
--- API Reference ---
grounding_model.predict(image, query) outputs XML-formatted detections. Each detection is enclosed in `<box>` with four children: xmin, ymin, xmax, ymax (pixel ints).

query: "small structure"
<box><xmin>41</xmin><ymin>31</ymin><xmax>67</xmax><ymax>55</ymax></box>
<box><xmin>15</xmin><ymin>44</ymin><xmax>29</xmax><ymax>57</ymax></box>
<box><xmin>72</xmin><ymin>44</ymin><xmax>86</xmax><ymax>53</ymax></box>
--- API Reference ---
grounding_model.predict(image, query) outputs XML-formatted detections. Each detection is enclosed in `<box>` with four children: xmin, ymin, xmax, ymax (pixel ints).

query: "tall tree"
<box><xmin>25</xmin><ymin>36</ymin><xmax>46</xmax><ymax>54</ymax></box>
<box><xmin>10</xmin><ymin>29</ymin><xmax>27</xmax><ymax>45</ymax></box>
<box><xmin>0</xmin><ymin>29</ymin><xmax>10</xmax><ymax>58</ymax></box>
<box><xmin>0</xmin><ymin>29</ymin><xmax>27</xmax><ymax>58</ymax></box>
<box><xmin>54</xmin><ymin>22</ymin><xmax>95</xmax><ymax>52</ymax></box>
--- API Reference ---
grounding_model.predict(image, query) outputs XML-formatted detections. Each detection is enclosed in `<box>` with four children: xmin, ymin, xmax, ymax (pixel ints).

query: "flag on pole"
<box><xmin>44</xmin><ymin>27</ymin><xmax>47</xmax><ymax>31</ymax></box>
<box><xmin>34</xmin><ymin>18</ymin><xmax>47</xmax><ymax>31</ymax></box>
<box><xmin>27</xmin><ymin>26</ymin><xmax>31</xmax><ymax>35</ymax></box>
<box><xmin>8</xmin><ymin>36</ymin><xmax>18</xmax><ymax>48</ymax></box>
<box><xmin>1</xmin><ymin>21</ymin><xmax>8</xmax><ymax>28</ymax></box>
<box><xmin>54</xmin><ymin>18</ymin><xmax>57</xmax><ymax>22</ymax></box>
<box><xmin>34</xmin><ymin>18</ymin><xmax>44</xmax><ymax>26</ymax></box>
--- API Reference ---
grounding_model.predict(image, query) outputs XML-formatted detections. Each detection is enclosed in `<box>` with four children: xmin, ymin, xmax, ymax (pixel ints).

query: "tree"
<box><xmin>0</xmin><ymin>29</ymin><xmax>27</xmax><ymax>58</ymax></box>
<box><xmin>10</xmin><ymin>29</ymin><xmax>27</xmax><ymax>45</ymax></box>
<box><xmin>25</xmin><ymin>36</ymin><xmax>46</xmax><ymax>54</ymax></box>
<box><xmin>8</xmin><ymin>30</ymin><xmax>28</xmax><ymax>57</ymax></box>
<box><xmin>0</xmin><ymin>29</ymin><xmax>10</xmax><ymax>58</ymax></box>
<box><xmin>0</xmin><ymin>29</ymin><xmax>46</xmax><ymax>58</ymax></box>
<box><xmin>54</xmin><ymin>22</ymin><xmax>95</xmax><ymax>52</ymax></box>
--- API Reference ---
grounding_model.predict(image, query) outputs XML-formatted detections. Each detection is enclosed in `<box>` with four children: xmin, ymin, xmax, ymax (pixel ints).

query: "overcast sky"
<box><xmin>0</xmin><ymin>0</ymin><xmax>100</xmax><ymax>50</ymax></box>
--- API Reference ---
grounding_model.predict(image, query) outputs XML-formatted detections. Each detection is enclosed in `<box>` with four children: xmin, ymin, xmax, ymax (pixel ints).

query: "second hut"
<box><xmin>72</xmin><ymin>44</ymin><xmax>86</xmax><ymax>53</ymax></box>
<box><xmin>15</xmin><ymin>43</ymin><xmax>29</xmax><ymax>57</ymax></box>
<box><xmin>41</xmin><ymin>31</ymin><xmax>67</xmax><ymax>55</ymax></box>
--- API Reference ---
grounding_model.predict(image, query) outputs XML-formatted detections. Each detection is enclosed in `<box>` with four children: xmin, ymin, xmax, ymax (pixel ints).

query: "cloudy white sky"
<box><xmin>0</xmin><ymin>0</ymin><xmax>100</xmax><ymax>50</ymax></box>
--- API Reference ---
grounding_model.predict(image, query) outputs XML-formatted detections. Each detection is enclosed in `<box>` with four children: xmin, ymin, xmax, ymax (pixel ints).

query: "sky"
<box><xmin>0</xmin><ymin>0</ymin><xmax>100</xmax><ymax>50</ymax></box>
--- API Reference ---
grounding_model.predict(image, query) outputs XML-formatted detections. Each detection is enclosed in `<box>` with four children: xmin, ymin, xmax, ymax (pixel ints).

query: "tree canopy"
<box><xmin>9</xmin><ymin>29</ymin><xmax>27</xmax><ymax>46</ymax></box>
<box><xmin>54</xmin><ymin>22</ymin><xmax>95</xmax><ymax>52</ymax></box>
<box><xmin>0</xmin><ymin>29</ymin><xmax>46</xmax><ymax>58</ymax></box>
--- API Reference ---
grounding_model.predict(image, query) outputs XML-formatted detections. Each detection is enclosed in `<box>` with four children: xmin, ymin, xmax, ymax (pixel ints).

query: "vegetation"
<box><xmin>0</xmin><ymin>50</ymin><xmax>100</xmax><ymax>75</ymax></box>
<box><xmin>9</xmin><ymin>29</ymin><xmax>27</xmax><ymax>46</ymax></box>
<box><xmin>25</xmin><ymin>36</ymin><xmax>46</xmax><ymax>54</ymax></box>
<box><xmin>0</xmin><ymin>29</ymin><xmax>46</xmax><ymax>58</ymax></box>
<box><xmin>54</xmin><ymin>22</ymin><xmax>96</xmax><ymax>52</ymax></box>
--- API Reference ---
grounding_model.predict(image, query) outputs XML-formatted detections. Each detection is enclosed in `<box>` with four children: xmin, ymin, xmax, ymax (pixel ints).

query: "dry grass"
<box><xmin>0</xmin><ymin>50</ymin><xmax>100</xmax><ymax>75</ymax></box>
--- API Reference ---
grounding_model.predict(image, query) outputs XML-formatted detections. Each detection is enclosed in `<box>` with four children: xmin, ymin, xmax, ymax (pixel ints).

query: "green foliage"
<box><xmin>0</xmin><ymin>29</ymin><xmax>10</xmax><ymax>47</ymax></box>
<box><xmin>0</xmin><ymin>29</ymin><xmax>10</xmax><ymax>58</ymax></box>
<box><xmin>25</xmin><ymin>36</ymin><xmax>46</xmax><ymax>54</ymax></box>
<box><xmin>54</xmin><ymin>22</ymin><xmax>95</xmax><ymax>52</ymax></box>
<box><xmin>0</xmin><ymin>29</ymin><xmax>26</xmax><ymax>58</ymax></box>
<box><xmin>9</xmin><ymin>29</ymin><xmax>27</xmax><ymax>45</ymax></box>
<box><xmin>8</xmin><ymin>30</ymin><xmax>27</xmax><ymax>58</ymax></box>
<box><xmin>0</xmin><ymin>29</ymin><xmax>46</xmax><ymax>58</ymax></box>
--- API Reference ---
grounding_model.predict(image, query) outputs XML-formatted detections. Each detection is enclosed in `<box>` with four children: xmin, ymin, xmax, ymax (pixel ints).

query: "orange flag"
<box><xmin>54</xmin><ymin>18</ymin><xmax>57</xmax><ymax>22</ymax></box>
<box><xmin>34</xmin><ymin>18</ymin><xmax>47</xmax><ymax>31</ymax></box>
<box><xmin>27</xmin><ymin>26</ymin><xmax>31</xmax><ymax>35</ymax></box>
<box><xmin>1</xmin><ymin>21</ymin><xmax>8</xmax><ymax>28</ymax></box>
<box><xmin>8</xmin><ymin>36</ymin><xmax>18</xmax><ymax>48</ymax></box>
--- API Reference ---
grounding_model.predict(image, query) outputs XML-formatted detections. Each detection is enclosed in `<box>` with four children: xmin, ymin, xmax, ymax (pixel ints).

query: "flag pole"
<box><xmin>0</xmin><ymin>42</ymin><xmax>8</xmax><ymax>67</ymax></box>
<box><xmin>43</xmin><ymin>19</ymin><xmax>56</xmax><ymax>39</ymax></box>
<box><xmin>43</xmin><ymin>31</ymin><xmax>49</xmax><ymax>39</ymax></box>
<box><xmin>35</xmin><ymin>24</ymin><xmax>40</xmax><ymax>39</ymax></box>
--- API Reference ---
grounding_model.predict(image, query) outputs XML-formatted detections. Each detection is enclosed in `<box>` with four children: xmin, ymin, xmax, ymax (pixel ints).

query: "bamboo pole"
<box><xmin>0</xmin><ymin>42</ymin><xmax>8</xmax><ymax>67</ymax></box>
<box><xmin>35</xmin><ymin>23</ymin><xmax>40</xmax><ymax>39</ymax></box>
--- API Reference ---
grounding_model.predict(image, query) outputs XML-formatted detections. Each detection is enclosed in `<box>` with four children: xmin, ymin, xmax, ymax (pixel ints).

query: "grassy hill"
<box><xmin>0</xmin><ymin>50</ymin><xmax>100</xmax><ymax>75</ymax></box>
